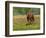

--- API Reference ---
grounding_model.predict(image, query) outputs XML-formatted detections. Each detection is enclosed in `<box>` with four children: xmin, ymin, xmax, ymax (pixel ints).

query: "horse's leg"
<box><xmin>26</xmin><ymin>17</ymin><xmax>29</xmax><ymax>29</ymax></box>
<box><xmin>32</xmin><ymin>15</ymin><xmax>34</xmax><ymax>21</ymax></box>
<box><xmin>31</xmin><ymin>16</ymin><xmax>35</xmax><ymax>24</ymax></box>
<box><xmin>27</xmin><ymin>17</ymin><xmax>30</xmax><ymax>24</ymax></box>
<box><xmin>30</xmin><ymin>18</ymin><xmax>32</xmax><ymax>24</ymax></box>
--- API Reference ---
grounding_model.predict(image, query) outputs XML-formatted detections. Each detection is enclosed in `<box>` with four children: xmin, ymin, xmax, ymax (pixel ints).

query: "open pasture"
<box><xmin>13</xmin><ymin>15</ymin><xmax>40</xmax><ymax>31</ymax></box>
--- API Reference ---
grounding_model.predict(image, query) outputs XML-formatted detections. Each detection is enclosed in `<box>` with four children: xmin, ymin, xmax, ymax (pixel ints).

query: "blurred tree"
<box><xmin>13</xmin><ymin>7</ymin><xmax>40</xmax><ymax>16</ymax></box>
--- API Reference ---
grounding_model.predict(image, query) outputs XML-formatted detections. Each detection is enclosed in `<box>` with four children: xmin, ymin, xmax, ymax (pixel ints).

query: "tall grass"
<box><xmin>13</xmin><ymin>15</ymin><xmax>40</xmax><ymax>31</ymax></box>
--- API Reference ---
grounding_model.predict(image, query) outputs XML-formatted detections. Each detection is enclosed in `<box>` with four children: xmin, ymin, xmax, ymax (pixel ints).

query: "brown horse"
<box><xmin>26</xmin><ymin>11</ymin><xmax>34</xmax><ymax>24</ymax></box>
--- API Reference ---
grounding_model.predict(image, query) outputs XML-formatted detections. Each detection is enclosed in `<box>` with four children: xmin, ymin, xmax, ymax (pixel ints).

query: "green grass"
<box><xmin>13</xmin><ymin>15</ymin><xmax>40</xmax><ymax>31</ymax></box>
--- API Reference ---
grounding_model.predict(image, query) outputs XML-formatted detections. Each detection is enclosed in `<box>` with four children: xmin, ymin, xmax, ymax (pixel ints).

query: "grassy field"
<box><xmin>13</xmin><ymin>15</ymin><xmax>40</xmax><ymax>31</ymax></box>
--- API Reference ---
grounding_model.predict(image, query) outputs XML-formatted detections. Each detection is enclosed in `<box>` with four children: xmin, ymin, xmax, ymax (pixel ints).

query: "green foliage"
<box><xmin>13</xmin><ymin>7</ymin><xmax>40</xmax><ymax>16</ymax></box>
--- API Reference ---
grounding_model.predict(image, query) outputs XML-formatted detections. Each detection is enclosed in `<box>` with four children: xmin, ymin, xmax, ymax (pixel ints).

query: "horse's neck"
<box><xmin>27</xmin><ymin>12</ymin><xmax>32</xmax><ymax>17</ymax></box>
